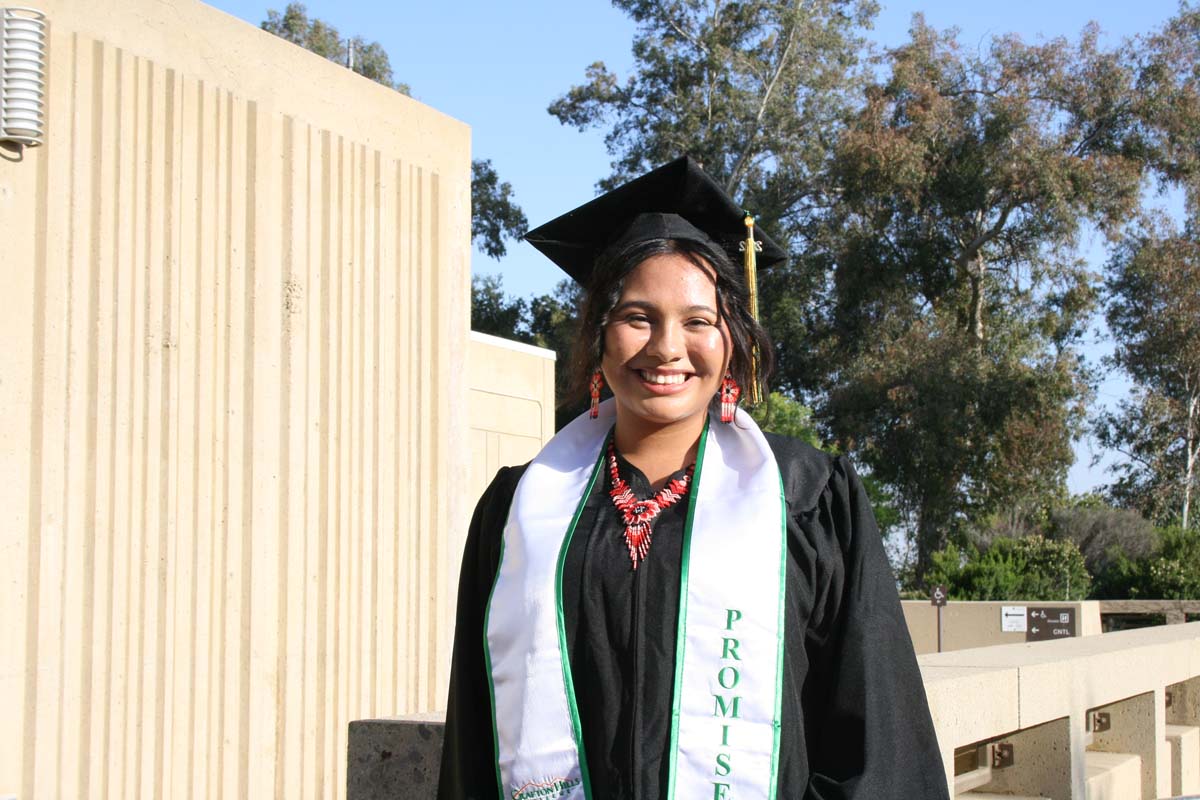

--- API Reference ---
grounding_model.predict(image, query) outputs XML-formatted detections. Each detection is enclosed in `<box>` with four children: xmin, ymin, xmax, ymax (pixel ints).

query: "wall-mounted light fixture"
<box><xmin>0</xmin><ymin>7</ymin><xmax>46</xmax><ymax>147</ymax></box>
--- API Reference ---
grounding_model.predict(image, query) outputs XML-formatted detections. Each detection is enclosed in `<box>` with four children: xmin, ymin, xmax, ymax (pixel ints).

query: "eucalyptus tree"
<box><xmin>1089</xmin><ymin>4</ymin><xmax>1200</xmax><ymax>530</ymax></box>
<box><xmin>1096</xmin><ymin>214</ymin><xmax>1200</xmax><ymax>529</ymax></box>
<box><xmin>812</xmin><ymin>19</ymin><xmax>1147</xmax><ymax>575</ymax></box>
<box><xmin>550</xmin><ymin>0</ymin><xmax>877</xmax><ymax>193</ymax></box>
<box><xmin>1133</xmin><ymin>4</ymin><xmax>1200</xmax><ymax>205</ymax></box>
<box><xmin>546</xmin><ymin>0</ymin><xmax>882</xmax><ymax>443</ymax></box>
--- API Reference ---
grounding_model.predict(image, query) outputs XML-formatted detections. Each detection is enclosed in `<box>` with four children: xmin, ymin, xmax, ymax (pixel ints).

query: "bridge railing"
<box><xmin>923</xmin><ymin>621</ymin><xmax>1200</xmax><ymax>799</ymax></box>
<box><xmin>346</xmin><ymin>622</ymin><xmax>1200</xmax><ymax>799</ymax></box>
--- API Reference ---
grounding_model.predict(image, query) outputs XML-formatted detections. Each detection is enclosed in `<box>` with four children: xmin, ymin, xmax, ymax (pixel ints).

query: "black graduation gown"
<box><xmin>438</xmin><ymin>433</ymin><xmax>950</xmax><ymax>800</ymax></box>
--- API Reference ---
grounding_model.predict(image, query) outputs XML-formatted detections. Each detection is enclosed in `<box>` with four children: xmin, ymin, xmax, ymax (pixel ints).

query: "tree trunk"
<box><xmin>914</xmin><ymin>507</ymin><xmax>947</xmax><ymax>585</ymax></box>
<box><xmin>968</xmin><ymin>259</ymin><xmax>985</xmax><ymax>345</ymax></box>
<box><xmin>1185</xmin><ymin>390</ymin><xmax>1197</xmax><ymax>530</ymax></box>
<box><xmin>1185</xmin><ymin>466</ymin><xmax>1192</xmax><ymax>530</ymax></box>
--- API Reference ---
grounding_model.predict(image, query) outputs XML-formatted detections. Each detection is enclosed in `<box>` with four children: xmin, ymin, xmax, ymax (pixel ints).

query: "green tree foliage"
<box><xmin>546</xmin><ymin>0</ymin><xmax>942</xmax><ymax>564</ymax></box>
<box><xmin>261</xmin><ymin>2</ymin><xmax>410</xmax><ymax>93</ymax></box>
<box><xmin>526</xmin><ymin>281</ymin><xmax>587</xmax><ymax>429</ymax></box>
<box><xmin>749</xmin><ymin>393</ymin><xmax>902</xmax><ymax>544</ymax></box>
<box><xmin>1133</xmin><ymin>5</ymin><xmax>1200</xmax><ymax>205</ymax></box>
<box><xmin>547</xmin><ymin>3</ymin><xmax>1160</xmax><ymax>580</ymax></box>
<box><xmin>1091</xmin><ymin>526</ymin><xmax>1200</xmax><ymax>599</ymax></box>
<box><xmin>1089</xmin><ymin>550</ymin><xmax>1147</xmax><ymax>600</ymax></box>
<box><xmin>927</xmin><ymin>535</ymin><xmax>1091</xmax><ymax>601</ymax></box>
<box><xmin>547</xmin><ymin>0</ymin><xmax>879</xmax><ymax>353</ymax></box>
<box><xmin>548</xmin><ymin>0</ymin><xmax>876</xmax><ymax>198</ymax></box>
<box><xmin>1045</xmin><ymin>496</ymin><xmax>1156</xmax><ymax>578</ymax></box>
<box><xmin>471</xmin><ymin>160</ymin><xmax>530</xmax><ymax>259</ymax></box>
<box><xmin>528</xmin><ymin>282</ymin><xmax>582</xmax><ymax>352</ymax></box>
<box><xmin>1095</xmin><ymin>214</ymin><xmax>1200</xmax><ymax>529</ymax></box>
<box><xmin>1144</xmin><ymin>527</ymin><xmax>1200</xmax><ymax>599</ymax></box>
<box><xmin>470</xmin><ymin>276</ymin><xmax>583</xmax><ymax>428</ymax></box>
<box><xmin>470</xmin><ymin>275</ymin><xmax>530</xmax><ymax>342</ymax></box>
<box><xmin>549</xmin><ymin>0</ymin><xmax>878</xmax><ymax>367</ymax></box>
<box><xmin>261</xmin><ymin>3</ymin><xmax>526</xmax><ymax>260</ymax></box>
<box><xmin>469</xmin><ymin>275</ymin><xmax>580</xmax><ymax>357</ymax></box>
<box><xmin>749</xmin><ymin>391</ymin><xmax>820</xmax><ymax>446</ymax></box>
<box><xmin>814</xmin><ymin>20</ymin><xmax>1146</xmax><ymax>576</ymax></box>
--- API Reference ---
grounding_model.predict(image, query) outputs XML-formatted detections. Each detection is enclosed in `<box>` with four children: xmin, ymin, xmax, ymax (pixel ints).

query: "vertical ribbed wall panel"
<box><xmin>0</xmin><ymin>1</ymin><xmax>472</xmax><ymax>797</ymax></box>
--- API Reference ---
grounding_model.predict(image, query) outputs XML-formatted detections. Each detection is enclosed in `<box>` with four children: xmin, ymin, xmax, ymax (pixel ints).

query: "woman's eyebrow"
<box><xmin>610</xmin><ymin>299</ymin><xmax>656</xmax><ymax>314</ymax></box>
<box><xmin>611</xmin><ymin>300</ymin><xmax>718</xmax><ymax>315</ymax></box>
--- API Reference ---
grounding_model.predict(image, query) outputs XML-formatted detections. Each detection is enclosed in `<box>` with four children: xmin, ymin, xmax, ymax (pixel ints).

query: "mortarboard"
<box><xmin>523</xmin><ymin>156</ymin><xmax>787</xmax><ymax>286</ymax></box>
<box><xmin>525</xmin><ymin>156</ymin><xmax>784</xmax><ymax>404</ymax></box>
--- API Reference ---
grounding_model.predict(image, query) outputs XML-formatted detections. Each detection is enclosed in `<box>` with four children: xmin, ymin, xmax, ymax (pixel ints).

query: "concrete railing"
<box><xmin>347</xmin><ymin>622</ymin><xmax>1200</xmax><ymax>800</ymax></box>
<box><xmin>923</xmin><ymin>621</ymin><xmax>1200</xmax><ymax>799</ymax></box>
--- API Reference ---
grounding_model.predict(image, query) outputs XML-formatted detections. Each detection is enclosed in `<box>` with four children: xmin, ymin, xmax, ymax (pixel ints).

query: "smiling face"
<box><xmin>601</xmin><ymin>252</ymin><xmax>731</xmax><ymax>437</ymax></box>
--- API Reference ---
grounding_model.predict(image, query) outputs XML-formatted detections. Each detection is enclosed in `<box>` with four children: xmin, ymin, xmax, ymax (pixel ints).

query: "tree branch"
<box><xmin>956</xmin><ymin>203</ymin><xmax>1016</xmax><ymax>270</ymax></box>
<box><xmin>727</xmin><ymin>16</ymin><xmax>799</xmax><ymax>192</ymax></box>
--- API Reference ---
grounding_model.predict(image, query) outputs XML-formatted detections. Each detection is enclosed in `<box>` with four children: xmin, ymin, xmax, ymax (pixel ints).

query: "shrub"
<box><xmin>1047</xmin><ymin>503</ymin><xmax>1155</xmax><ymax>577</ymax></box>
<box><xmin>1090</xmin><ymin>526</ymin><xmax>1200</xmax><ymax>600</ymax></box>
<box><xmin>926</xmin><ymin>535</ymin><xmax>1091</xmax><ymax>601</ymax></box>
<box><xmin>1145</xmin><ymin>527</ymin><xmax>1200</xmax><ymax>599</ymax></box>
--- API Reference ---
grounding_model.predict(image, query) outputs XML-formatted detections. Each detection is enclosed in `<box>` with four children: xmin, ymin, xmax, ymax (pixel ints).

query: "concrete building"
<box><xmin>0</xmin><ymin>0</ymin><xmax>510</xmax><ymax>797</ymax></box>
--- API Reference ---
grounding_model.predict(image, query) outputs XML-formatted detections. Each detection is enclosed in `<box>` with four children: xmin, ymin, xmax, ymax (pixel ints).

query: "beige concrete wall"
<box><xmin>903</xmin><ymin>601</ymin><xmax>1102</xmax><ymax>655</ymax></box>
<box><xmin>467</xmin><ymin>331</ymin><xmax>556</xmax><ymax>504</ymax></box>
<box><xmin>0</xmin><ymin>1</ymin><xmax>471</xmax><ymax>798</ymax></box>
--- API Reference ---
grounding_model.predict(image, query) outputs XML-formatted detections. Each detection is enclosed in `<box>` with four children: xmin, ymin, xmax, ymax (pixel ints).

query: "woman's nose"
<box><xmin>646</xmin><ymin>321</ymin><xmax>684</xmax><ymax>361</ymax></box>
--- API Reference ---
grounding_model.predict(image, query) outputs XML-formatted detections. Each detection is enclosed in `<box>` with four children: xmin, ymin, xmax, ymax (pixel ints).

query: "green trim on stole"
<box><xmin>483</xmin><ymin>535</ymin><xmax>507</xmax><ymax>796</ymax></box>
<box><xmin>767</xmin><ymin>472</ymin><xmax>787</xmax><ymax>800</ymax></box>
<box><xmin>483</xmin><ymin>444</ymin><xmax>604</xmax><ymax>800</ymax></box>
<box><xmin>666</xmin><ymin>416</ymin><xmax>710</xmax><ymax>800</ymax></box>
<box><xmin>553</xmin><ymin>446</ymin><xmax>607</xmax><ymax>799</ymax></box>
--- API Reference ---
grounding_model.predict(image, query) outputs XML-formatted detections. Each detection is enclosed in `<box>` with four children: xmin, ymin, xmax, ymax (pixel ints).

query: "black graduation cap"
<box><xmin>524</xmin><ymin>156</ymin><xmax>787</xmax><ymax>286</ymax></box>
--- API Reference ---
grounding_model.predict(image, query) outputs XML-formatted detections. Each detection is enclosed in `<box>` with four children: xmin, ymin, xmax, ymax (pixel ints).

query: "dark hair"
<box><xmin>564</xmin><ymin>236</ymin><xmax>774</xmax><ymax>411</ymax></box>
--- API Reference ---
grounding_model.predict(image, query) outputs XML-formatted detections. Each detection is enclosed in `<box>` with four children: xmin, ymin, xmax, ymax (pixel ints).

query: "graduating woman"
<box><xmin>438</xmin><ymin>158</ymin><xmax>949</xmax><ymax>800</ymax></box>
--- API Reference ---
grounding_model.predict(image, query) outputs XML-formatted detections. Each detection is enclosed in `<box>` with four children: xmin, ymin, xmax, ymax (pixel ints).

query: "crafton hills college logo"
<box><xmin>509</xmin><ymin>776</ymin><xmax>583</xmax><ymax>799</ymax></box>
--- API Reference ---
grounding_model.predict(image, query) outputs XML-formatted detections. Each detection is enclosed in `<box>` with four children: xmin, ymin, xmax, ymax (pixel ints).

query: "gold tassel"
<box><xmin>743</xmin><ymin>213</ymin><xmax>762</xmax><ymax>405</ymax></box>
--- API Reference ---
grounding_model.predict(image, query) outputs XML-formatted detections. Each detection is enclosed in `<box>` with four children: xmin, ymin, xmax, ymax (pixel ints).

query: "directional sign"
<box><xmin>1025</xmin><ymin>606</ymin><xmax>1076</xmax><ymax>642</ymax></box>
<box><xmin>930</xmin><ymin>585</ymin><xmax>948</xmax><ymax>607</ymax></box>
<box><xmin>1001</xmin><ymin>606</ymin><xmax>1027</xmax><ymax>633</ymax></box>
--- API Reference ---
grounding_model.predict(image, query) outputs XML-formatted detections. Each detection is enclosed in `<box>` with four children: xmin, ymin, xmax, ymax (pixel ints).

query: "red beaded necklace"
<box><xmin>607</xmin><ymin>440</ymin><xmax>695</xmax><ymax>570</ymax></box>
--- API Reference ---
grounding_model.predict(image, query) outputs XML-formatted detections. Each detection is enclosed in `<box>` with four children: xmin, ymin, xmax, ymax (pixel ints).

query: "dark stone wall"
<box><xmin>347</xmin><ymin>715</ymin><xmax>445</xmax><ymax>800</ymax></box>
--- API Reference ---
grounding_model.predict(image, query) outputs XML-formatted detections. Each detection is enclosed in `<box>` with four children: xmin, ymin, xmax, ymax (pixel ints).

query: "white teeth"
<box><xmin>639</xmin><ymin>370</ymin><xmax>687</xmax><ymax>385</ymax></box>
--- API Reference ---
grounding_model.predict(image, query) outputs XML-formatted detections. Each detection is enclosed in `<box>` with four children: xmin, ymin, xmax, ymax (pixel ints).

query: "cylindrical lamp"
<box><xmin>0</xmin><ymin>7</ymin><xmax>46</xmax><ymax>147</ymax></box>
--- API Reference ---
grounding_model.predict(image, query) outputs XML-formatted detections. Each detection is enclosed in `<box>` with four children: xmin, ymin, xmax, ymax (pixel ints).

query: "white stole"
<box><xmin>485</xmin><ymin>398</ymin><xmax>786</xmax><ymax>800</ymax></box>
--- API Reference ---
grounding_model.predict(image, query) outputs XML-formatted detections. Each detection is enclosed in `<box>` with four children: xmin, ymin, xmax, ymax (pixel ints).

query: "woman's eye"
<box><xmin>686</xmin><ymin>318</ymin><xmax>713</xmax><ymax>328</ymax></box>
<box><xmin>625</xmin><ymin>314</ymin><xmax>650</xmax><ymax>326</ymax></box>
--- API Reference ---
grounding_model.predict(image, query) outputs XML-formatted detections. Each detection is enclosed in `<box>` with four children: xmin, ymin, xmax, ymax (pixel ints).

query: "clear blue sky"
<box><xmin>207</xmin><ymin>0</ymin><xmax>1187</xmax><ymax>494</ymax></box>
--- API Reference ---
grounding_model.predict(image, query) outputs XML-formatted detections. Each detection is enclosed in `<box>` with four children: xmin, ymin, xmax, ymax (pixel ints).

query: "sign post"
<box><xmin>930</xmin><ymin>584</ymin><xmax>948</xmax><ymax>652</ymax></box>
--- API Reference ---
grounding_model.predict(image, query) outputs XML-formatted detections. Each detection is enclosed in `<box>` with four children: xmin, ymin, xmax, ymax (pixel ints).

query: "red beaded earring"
<box><xmin>718</xmin><ymin>371</ymin><xmax>740</xmax><ymax>424</ymax></box>
<box><xmin>589</xmin><ymin>370</ymin><xmax>604</xmax><ymax>418</ymax></box>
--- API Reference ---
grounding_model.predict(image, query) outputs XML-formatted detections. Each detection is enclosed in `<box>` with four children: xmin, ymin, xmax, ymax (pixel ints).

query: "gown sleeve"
<box><xmin>438</xmin><ymin>466</ymin><xmax>523</xmax><ymax>800</ymax></box>
<box><xmin>802</xmin><ymin>456</ymin><xmax>949</xmax><ymax>800</ymax></box>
